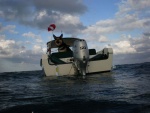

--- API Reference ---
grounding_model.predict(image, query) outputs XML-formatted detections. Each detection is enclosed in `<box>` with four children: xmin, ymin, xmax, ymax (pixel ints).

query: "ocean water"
<box><xmin>0</xmin><ymin>62</ymin><xmax>150</xmax><ymax>113</ymax></box>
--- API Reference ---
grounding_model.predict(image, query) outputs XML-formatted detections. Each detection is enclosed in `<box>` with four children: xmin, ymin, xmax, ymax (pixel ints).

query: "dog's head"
<box><xmin>53</xmin><ymin>34</ymin><xmax>63</xmax><ymax>47</ymax></box>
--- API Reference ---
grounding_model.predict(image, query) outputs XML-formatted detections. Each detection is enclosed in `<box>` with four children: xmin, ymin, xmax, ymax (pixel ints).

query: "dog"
<box><xmin>53</xmin><ymin>34</ymin><xmax>72</xmax><ymax>52</ymax></box>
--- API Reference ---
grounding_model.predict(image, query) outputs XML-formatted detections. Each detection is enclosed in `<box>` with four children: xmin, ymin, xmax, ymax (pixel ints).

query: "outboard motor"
<box><xmin>73</xmin><ymin>39</ymin><xmax>89</xmax><ymax>76</ymax></box>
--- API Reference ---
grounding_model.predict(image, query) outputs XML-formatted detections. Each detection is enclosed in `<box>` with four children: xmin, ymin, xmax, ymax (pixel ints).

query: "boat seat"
<box><xmin>51</xmin><ymin>49</ymin><xmax>96</xmax><ymax>59</ymax></box>
<box><xmin>89</xmin><ymin>54</ymin><xmax>108</xmax><ymax>61</ymax></box>
<box><xmin>89</xmin><ymin>49</ymin><xmax>96</xmax><ymax>55</ymax></box>
<box><xmin>49</xmin><ymin>55</ymin><xmax>67</xmax><ymax>64</ymax></box>
<box><xmin>51</xmin><ymin>51</ymin><xmax>73</xmax><ymax>58</ymax></box>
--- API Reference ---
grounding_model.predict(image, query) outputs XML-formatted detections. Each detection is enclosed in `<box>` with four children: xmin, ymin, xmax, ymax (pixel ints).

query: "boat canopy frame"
<box><xmin>47</xmin><ymin>37</ymin><xmax>79</xmax><ymax>48</ymax></box>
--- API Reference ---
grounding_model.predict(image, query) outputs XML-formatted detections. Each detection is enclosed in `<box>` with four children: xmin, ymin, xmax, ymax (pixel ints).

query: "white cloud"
<box><xmin>36</xmin><ymin>10</ymin><xmax>47</xmax><ymax>20</ymax></box>
<box><xmin>106</xmin><ymin>33</ymin><xmax>150</xmax><ymax>55</ymax></box>
<box><xmin>0</xmin><ymin>23</ymin><xmax>18</xmax><ymax>34</ymax></box>
<box><xmin>0</xmin><ymin>35</ymin><xmax>44</xmax><ymax>65</ymax></box>
<box><xmin>33</xmin><ymin>45</ymin><xmax>43</xmax><ymax>53</ymax></box>
<box><xmin>113</xmin><ymin>40</ymin><xmax>136</xmax><ymax>54</ymax></box>
<box><xmin>42</xmin><ymin>47</ymin><xmax>47</xmax><ymax>53</ymax></box>
<box><xmin>130</xmin><ymin>35</ymin><xmax>150</xmax><ymax>53</ymax></box>
<box><xmin>98</xmin><ymin>35</ymin><xmax>108</xmax><ymax>43</ymax></box>
<box><xmin>81</xmin><ymin>0</ymin><xmax>150</xmax><ymax>45</ymax></box>
<box><xmin>57</xmin><ymin>13</ymin><xmax>81</xmax><ymax>26</ymax></box>
<box><xmin>22</xmin><ymin>32</ymin><xmax>41</xmax><ymax>39</ymax></box>
<box><xmin>25</xmin><ymin>41</ymin><xmax>32</xmax><ymax>44</ymax></box>
<box><xmin>0</xmin><ymin>34</ymin><xmax>6</xmax><ymax>40</ymax></box>
<box><xmin>82</xmin><ymin>14</ymin><xmax>148</xmax><ymax>35</ymax></box>
<box><xmin>22</xmin><ymin>31</ymin><xmax>43</xmax><ymax>44</ymax></box>
<box><xmin>117</xmin><ymin>0</ymin><xmax>150</xmax><ymax>15</ymax></box>
<box><xmin>0</xmin><ymin>0</ymin><xmax>87</xmax><ymax>34</ymax></box>
<box><xmin>0</xmin><ymin>39</ymin><xmax>15</xmax><ymax>49</ymax></box>
<box><xmin>36</xmin><ymin>38</ymin><xmax>43</xmax><ymax>43</ymax></box>
<box><xmin>0</xmin><ymin>38</ymin><xmax>22</xmax><ymax>58</ymax></box>
<box><xmin>109</xmin><ymin>33</ymin><xmax>150</xmax><ymax>64</ymax></box>
<box><xmin>54</xmin><ymin>13</ymin><xmax>85</xmax><ymax>34</ymax></box>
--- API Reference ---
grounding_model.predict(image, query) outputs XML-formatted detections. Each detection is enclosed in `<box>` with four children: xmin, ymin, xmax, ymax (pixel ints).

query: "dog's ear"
<box><xmin>53</xmin><ymin>34</ymin><xmax>57</xmax><ymax>39</ymax></box>
<box><xmin>60</xmin><ymin>34</ymin><xmax>63</xmax><ymax>38</ymax></box>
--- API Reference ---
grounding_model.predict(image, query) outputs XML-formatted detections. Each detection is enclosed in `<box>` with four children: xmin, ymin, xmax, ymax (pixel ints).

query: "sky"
<box><xmin>0</xmin><ymin>0</ymin><xmax>150</xmax><ymax>72</ymax></box>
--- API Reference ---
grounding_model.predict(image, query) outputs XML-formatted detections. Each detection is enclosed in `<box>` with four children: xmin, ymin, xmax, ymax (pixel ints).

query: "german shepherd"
<box><xmin>53</xmin><ymin>34</ymin><xmax>71</xmax><ymax>52</ymax></box>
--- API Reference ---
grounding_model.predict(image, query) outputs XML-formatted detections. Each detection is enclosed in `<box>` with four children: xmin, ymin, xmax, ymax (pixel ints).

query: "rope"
<box><xmin>68</xmin><ymin>61</ymin><xmax>79</xmax><ymax>76</ymax></box>
<box><xmin>68</xmin><ymin>63</ymin><xmax>73</xmax><ymax>76</ymax></box>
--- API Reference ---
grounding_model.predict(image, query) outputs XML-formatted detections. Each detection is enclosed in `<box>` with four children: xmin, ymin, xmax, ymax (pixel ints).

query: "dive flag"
<box><xmin>48</xmin><ymin>24</ymin><xmax>56</xmax><ymax>31</ymax></box>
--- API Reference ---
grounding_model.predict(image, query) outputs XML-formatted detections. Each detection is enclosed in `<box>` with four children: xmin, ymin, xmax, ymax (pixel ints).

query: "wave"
<box><xmin>1</xmin><ymin>99</ymin><xmax>150</xmax><ymax>113</ymax></box>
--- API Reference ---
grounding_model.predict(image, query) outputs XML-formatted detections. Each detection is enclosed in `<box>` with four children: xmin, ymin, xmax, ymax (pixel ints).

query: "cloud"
<box><xmin>111</xmin><ymin>33</ymin><xmax>150</xmax><ymax>64</ymax></box>
<box><xmin>130</xmin><ymin>34</ymin><xmax>150</xmax><ymax>53</ymax></box>
<box><xmin>33</xmin><ymin>45</ymin><xmax>43</xmax><ymax>53</ymax></box>
<box><xmin>98</xmin><ymin>35</ymin><xmax>109</xmax><ymax>43</ymax></box>
<box><xmin>108</xmin><ymin>33</ymin><xmax>150</xmax><ymax>54</ymax></box>
<box><xmin>143</xmin><ymin>32</ymin><xmax>150</xmax><ymax>37</ymax></box>
<box><xmin>54</xmin><ymin>13</ymin><xmax>86</xmax><ymax>34</ymax></box>
<box><xmin>0</xmin><ymin>35</ymin><xmax>44</xmax><ymax>65</ymax></box>
<box><xmin>22</xmin><ymin>31</ymin><xmax>44</xmax><ymax>44</ymax></box>
<box><xmin>0</xmin><ymin>0</ymin><xmax>87</xmax><ymax>34</ymax></box>
<box><xmin>31</xmin><ymin>0</ymin><xmax>87</xmax><ymax>14</ymax></box>
<box><xmin>116</xmin><ymin>0</ymin><xmax>150</xmax><ymax>16</ymax></box>
<box><xmin>0</xmin><ymin>38</ymin><xmax>16</xmax><ymax>57</ymax></box>
<box><xmin>113</xmin><ymin>40</ymin><xmax>136</xmax><ymax>54</ymax></box>
<box><xmin>22</xmin><ymin>32</ymin><xmax>41</xmax><ymax>39</ymax></box>
<box><xmin>82</xmin><ymin>14</ymin><xmax>149</xmax><ymax>36</ymax></box>
<box><xmin>0</xmin><ymin>26</ymin><xmax>46</xmax><ymax>68</ymax></box>
<box><xmin>81</xmin><ymin>0</ymin><xmax>150</xmax><ymax>43</ymax></box>
<box><xmin>0</xmin><ymin>34</ymin><xmax>6</xmax><ymax>40</ymax></box>
<box><xmin>0</xmin><ymin>23</ymin><xmax>18</xmax><ymax>34</ymax></box>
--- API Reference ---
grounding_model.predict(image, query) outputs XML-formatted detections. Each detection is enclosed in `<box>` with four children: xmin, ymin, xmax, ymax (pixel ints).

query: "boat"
<box><xmin>40</xmin><ymin>37</ymin><xmax>113</xmax><ymax>76</ymax></box>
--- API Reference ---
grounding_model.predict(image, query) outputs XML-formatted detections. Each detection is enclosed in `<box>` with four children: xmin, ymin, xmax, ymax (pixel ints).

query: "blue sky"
<box><xmin>0</xmin><ymin>0</ymin><xmax>150</xmax><ymax>72</ymax></box>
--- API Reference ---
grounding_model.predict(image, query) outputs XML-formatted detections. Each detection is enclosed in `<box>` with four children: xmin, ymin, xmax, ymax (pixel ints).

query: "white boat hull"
<box><xmin>41</xmin><ymin>48</ymin><xmax>113</xmax><ymax>76</ymax></box>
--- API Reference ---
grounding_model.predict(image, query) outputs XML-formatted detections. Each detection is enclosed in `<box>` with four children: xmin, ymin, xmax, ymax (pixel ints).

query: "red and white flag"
<box><xmin>48</xmin><ymin>24</ymin><xmax>56</xmax><ymax>32</ymax></box>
